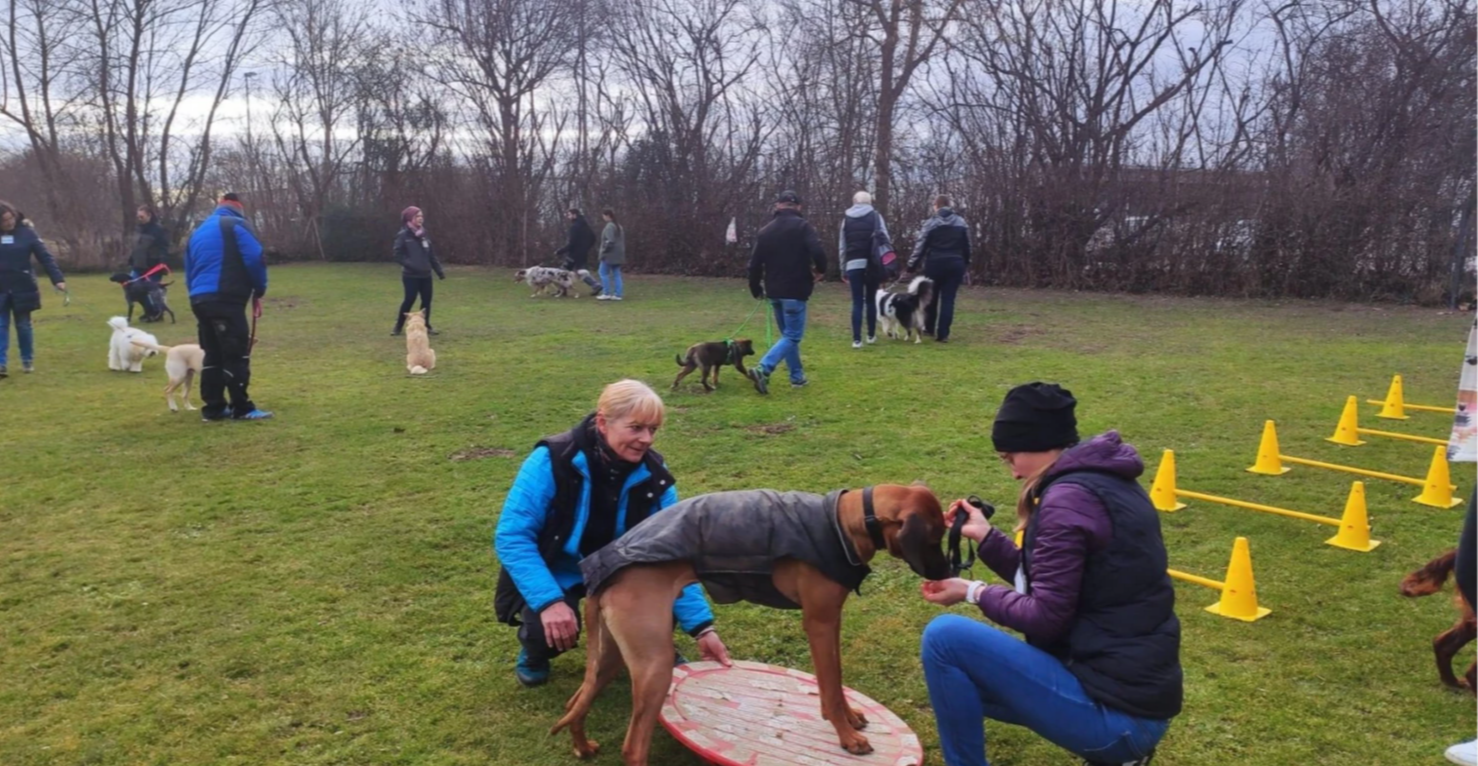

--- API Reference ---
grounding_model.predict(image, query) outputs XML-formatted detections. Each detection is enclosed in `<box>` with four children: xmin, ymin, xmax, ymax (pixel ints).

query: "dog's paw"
<box><xmin>572</xmin><ymin>739</ymin><xmax>600</xmax><ymax>759</ymax></box>
<box><xmin>838</xmin><ymin>731</ymin><xmax>872</xmax><ymax>755</ymax></box>
<box><xmin>846</xmin><ymin>706</ymin><xmax>869</xmax><ymax>730</ymax></box>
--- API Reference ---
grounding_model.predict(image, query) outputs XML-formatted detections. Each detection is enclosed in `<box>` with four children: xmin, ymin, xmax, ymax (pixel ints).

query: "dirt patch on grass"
<box><xmin>993</xmin><ymin>324</ymin><xmax>1044</xmax><ymax>345</ymax></box>
<box><xmin>449</xmin><ymin>447</ymin><xmax>518</xmax><ymax>461</ymax></box>
<box><xmin>745</xmin><ymin>423</ymin><xmax>794</xmax><ymax>435</ymax></box>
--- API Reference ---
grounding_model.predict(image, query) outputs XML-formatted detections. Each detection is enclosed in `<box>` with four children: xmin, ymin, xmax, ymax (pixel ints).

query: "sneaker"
<box><xmin>1084</xmin><ymin>749</ymin><xmax>1155</xmax><ymax>766</ymax></box>
<box><xmin>235</xmin><ymin>409</ymin><xmax>275</xmax><ymax>421</ymax></box>
<box><xmin>791</xmin><ymin>378</ymin><xmax>809</xmax><ymax>388</ymax></box>
<box><xmin>866</xmin><ymin>336</ymin><xmax>876</xmax><ymax>344</ymax></box>
<box><xmin>427</xmin><ymin>327</ymin><xmax>439</xmax><ymax>336</ymax></box>
<box><xmin>516</xmin><ymin>648</ymin><xmax>551</xmax><ymax>687</ymax></box>
<box><xmin>0</xmin><ymin>364</ymin><xmax>7</xmax><ymax>378</ymax></box>
<box><xmin>390</xmin><ymin>328</ymin><xmax>402</xmax><ymax>337</ymax></box>
<box><xmin>596</xmin><ymin>294</ymin><xmax>611</xmax><ymax>300</ymax></box>
<box><xmin>748</xmin><ymin>367</ymin><xmax>769</xmax><ymax>395</ymax></box>
<box><xmin>611</xmin><ymin>296</ymin><xmax>623</xmax><ymax>301</ymax></box>
<box><xmin>852</xmin><ymin>340</ymin><xmax>862</xmax><ymax>349</ymax></box>
<box><xmin>1448</xmin><ymin>739</ymin><xmax>1478</xmax><ymax>766</ymax></box>
<box><xmin>22</xmin><ymin>362</ymin><xmax>33</xmax><ymax>373</ymax></box>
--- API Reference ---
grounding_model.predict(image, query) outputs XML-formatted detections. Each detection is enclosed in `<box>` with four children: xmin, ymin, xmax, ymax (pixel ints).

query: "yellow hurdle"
<box><xmin>1330</xmin><ymin>395</ymin><xmax>1448</xmax><ymax>447</ymax></box>
<box><xmin>1168</xmin><ymin>537</ymin><xmax>1272</xmax><ymax>622</ymax></box>
<box><xmin>1367</xmin><ymin>374</ymin><xmax>1457</xmax><ymax>419</ymax></box>
<box><xmin>1248</xmin><ymin>421</ymin><xmax>1459</xmax><ymax>507</ymax></box>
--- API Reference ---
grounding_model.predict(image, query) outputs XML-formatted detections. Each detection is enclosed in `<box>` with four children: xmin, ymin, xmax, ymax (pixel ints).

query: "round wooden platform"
<box><xmin>659</xmin><ymin>660</ymin><xmax>923</xmax><ymax>766</ymax></box>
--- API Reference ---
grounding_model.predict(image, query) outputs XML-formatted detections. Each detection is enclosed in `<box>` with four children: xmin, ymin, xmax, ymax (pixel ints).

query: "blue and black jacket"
<box><xmin>493</xmin><ymin>415</ymin><xmax>715</xmax><ymax>635</ymax></box>
<box><xmin>185</xmin><ymin>205</ymin><xmax>267</xmax><ymax>306</ymax></box>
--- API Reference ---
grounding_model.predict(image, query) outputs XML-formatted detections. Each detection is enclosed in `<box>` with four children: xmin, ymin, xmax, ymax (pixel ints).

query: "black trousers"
<box><xmin>193</xmin><ymin>301</ymin><xmax>256</xmax><ymax>418</ymax></box>
<box><xmin>517</xmin><ymin>590</ymin><xmax>584</xmax><ymax>664</ymax></box>
<box><xmin>395</xmin><ymin>276</ymin><xmax>433</xmax><ymax>329</ymax></box>
<box><xmin>1458</xmin><ymin>490</ymin><xmax>1476</xmax><ymax>607</ymax></box>
<box><xmin>924</xmin><ymin>258</ymin><xmax>967</xmax><ymax>341</ymax></box>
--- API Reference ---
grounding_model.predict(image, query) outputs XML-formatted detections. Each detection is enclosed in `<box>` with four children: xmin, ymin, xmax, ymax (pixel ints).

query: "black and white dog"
<box><xmin>512</xmin><ymin>266</ymin><xmax>595</xmax><ymax>298</ymax></box>
<box><xmin>876</xmin><ymin>276</ymin><xmax>934</xmax><ymax>343</ymax></box>
<box><xmin>109</xmin><ymin>273</ymin><xmax>176</xmax><ymax>324</ymax></box>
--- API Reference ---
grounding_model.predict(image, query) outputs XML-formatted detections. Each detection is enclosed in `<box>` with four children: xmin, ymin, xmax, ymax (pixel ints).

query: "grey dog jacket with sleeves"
<box><xmin>579</xmin><ymin>488</ymin><xmax>871</xmax><ymax>609</ymax></box>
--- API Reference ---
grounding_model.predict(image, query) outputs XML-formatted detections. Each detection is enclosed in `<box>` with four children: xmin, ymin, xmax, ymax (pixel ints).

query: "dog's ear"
<box><xmin>894</xmin><ymin>510</ymin><xmax>952</xmax><ymax>581</ymax></box>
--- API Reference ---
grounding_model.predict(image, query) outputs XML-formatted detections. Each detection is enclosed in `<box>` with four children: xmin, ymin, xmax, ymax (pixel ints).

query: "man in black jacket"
<box><xmin>555</xmin><ymin>208</ymin><xmax>603</xmax><ymax>296</ymax></box>
<box><xmin>906</xmin><ymin>195</ymin><xmax>971</xmax><ymax>343</ymax></box>
<box><xmin>746</xmin><ymin>190</ymin><xmax>827</xmax><ymax>394</ymax></box>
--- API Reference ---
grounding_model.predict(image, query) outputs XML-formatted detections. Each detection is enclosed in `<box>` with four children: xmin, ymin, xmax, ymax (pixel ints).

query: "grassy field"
<box><xmin>1</xmin><ymin>263</ymin><xmax>1472</xmax><ymax>766</ymax></box>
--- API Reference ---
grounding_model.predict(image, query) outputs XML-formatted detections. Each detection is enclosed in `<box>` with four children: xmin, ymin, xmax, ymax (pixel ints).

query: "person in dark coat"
<box><xmin>918</xmin><ymin>383</ymin><xmax>1181</xmax><ymax>766</ymax></box>
<box><xmin>745</xmin><ymin>190</ymin><xmax>827</xmax><ymax>393</ymax></box>
<box><xmin>906</xmin><ymin>194</ymin><xmax>971</xmax><ymax>343</ymax></box>
<box><xmin>493</xmin><ymin>380</ymin><xmax>730</xmax><ymax>687</ymax></box>
<box><xmin>555</xmin><ymin>208</ymin><xmax>603</xmax><ymax>295</ymax></box>
<box><xmin>184</xmin><ymin>192</ymin><xmax>271</xmax><ymax>421</ymax></box>
<box><xmin>128</xmin><ymin>205</ymin><xmax>170</xmax><ymax>319</ymax></box>
<box><xmin>391</xmin><ymin>206</ymin><xmax>445</xmax><ymax>336</ymax></box>
<box><xmin>0</xmin><ymin>201</ymin><xmax>66</xmax><ymax>377</ymax></box>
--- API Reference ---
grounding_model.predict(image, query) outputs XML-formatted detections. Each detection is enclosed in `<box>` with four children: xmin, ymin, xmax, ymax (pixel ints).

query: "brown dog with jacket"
<box><xmin>671</xmin><ymin>338</ymin><xmax>754</xmax><ymax>392</ymax></box>
<box><xmin>550</xmin><ymin>484</ymin><xmax>950</xmax><ymax>765</ymax></box>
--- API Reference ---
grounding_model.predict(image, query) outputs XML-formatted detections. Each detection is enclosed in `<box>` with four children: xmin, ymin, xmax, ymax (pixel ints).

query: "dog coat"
<box><xmin>579</xmin><ymin>489</ymin><xmax>871</xmax><ymax>610</ymax></box>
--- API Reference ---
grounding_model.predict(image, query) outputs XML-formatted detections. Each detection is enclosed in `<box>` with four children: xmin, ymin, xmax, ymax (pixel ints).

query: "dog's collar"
<box><xmin>862</xmin><ymin>486</ymin><xmax>887</xmax><ymax>551</ymax></box>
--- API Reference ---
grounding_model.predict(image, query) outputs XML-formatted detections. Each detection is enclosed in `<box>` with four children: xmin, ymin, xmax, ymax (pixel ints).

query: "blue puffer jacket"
<box><xmin>0</xmin><ymin>224</ymin><xmax>65</xmax><ymax>312</ymax></box>
<box><xmin>185</xmin><ymin>205</ymin><xmax>267</xmax><ymax>306</ymax></box>
<box><xmin>494</xmin><ymin>444</ymin><xmax>715</xmax><ymax>634</ymax></box>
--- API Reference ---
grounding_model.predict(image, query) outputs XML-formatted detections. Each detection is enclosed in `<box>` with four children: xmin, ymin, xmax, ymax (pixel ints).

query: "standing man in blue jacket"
<box><xmin>185</xmin><ymin>193</ymin><xmax>272</xmax><ymax>421</ymax></box>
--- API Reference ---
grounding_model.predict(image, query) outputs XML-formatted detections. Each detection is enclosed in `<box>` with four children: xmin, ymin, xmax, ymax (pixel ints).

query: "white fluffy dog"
<box><xmin>107</xmin><ymin>316</ymin><xmax>159</xmax><ymax>372</ymax></box>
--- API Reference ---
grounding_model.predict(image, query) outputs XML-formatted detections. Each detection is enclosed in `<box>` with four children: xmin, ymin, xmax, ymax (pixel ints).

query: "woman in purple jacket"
<box><xmin>920</xmin><ymin>383</ymin><xmax>1182</xmax><ymax>766</ymax></box>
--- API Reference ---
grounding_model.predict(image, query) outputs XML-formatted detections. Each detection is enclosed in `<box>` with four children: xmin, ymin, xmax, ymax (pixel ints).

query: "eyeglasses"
<box><xmin>996</xmin><ymin>452</ymin><xmax>1015</xmax><ymax>465</ymax></box>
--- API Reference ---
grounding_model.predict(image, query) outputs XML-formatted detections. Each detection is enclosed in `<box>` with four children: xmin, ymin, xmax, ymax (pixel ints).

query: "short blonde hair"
<box><xmin>853</xmin><ymin>191</ymin><xmax>872</xmax><ymax>205</ymax></box>
<box><xmin>597</xmin><ymin>379</ymin><xmax>665</xmax><ymax>426</ymax></box>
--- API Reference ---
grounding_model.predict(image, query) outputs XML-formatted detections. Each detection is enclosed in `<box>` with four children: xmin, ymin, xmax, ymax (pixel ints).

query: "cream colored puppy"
<box><xmin>131</xmin><ymin>340</ymin><xmax>205</xmax><ymax>411</ymax></box>
<box><xmin>108</xmin><ymin>316</ymin><xmax>159</xmax><ymax>372</ymax></box>
<box><xmin>404</xmin><ymin>312</ymin><xmax>436</xmax><ymax>375</ymax></box>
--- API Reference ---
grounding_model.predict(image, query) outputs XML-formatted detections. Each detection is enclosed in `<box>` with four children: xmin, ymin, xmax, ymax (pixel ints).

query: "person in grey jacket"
<box><xmin>906</xmin><ymin>195</ymin><xmax>971</xmax><ymax>343</ymax></box>
<box><xmin>597</xmin><ymin>208</ymin><xmax>625</xmax><ymax>301</ymax></box>
<box><xmin>839</xmin><ymin>191</ymin><xmax>888</xmax><ymax>348</ymax></box>
<box><xmin>391</xmin><ymin>206</ymin><xmax>444</xmax><ymax>336</ymax></box>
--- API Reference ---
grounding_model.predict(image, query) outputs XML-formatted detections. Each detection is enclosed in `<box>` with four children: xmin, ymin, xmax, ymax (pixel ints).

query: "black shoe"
<box><xmin>390</xmin><ymin>328</ymin><xmax>402</xmax><ymax>337</ymax></box>
<box><xmin>0</xmin><ymin>364</ymin><xmax>7</xmax><ymax>378</ymax></box>
<box><xmin>201</xmin><ymin>412</ymin><xmax>231</xmax><ymax>423</ymax></box>
<box><xmin>937</xmin><ymin>337</ymin><xmax>949</xmax><ymax>343</ymax></box>
<box><xmin>1084</xmin><ymin>748</ymin><xmax>1155</xmax><ymax>766</ymax></box>
<box><xmin>22</xmin><ymin>361</ymin><xmax>33</xmax><ymax>373</ymax></box>
<box><xmin>427</xmin><ymin>327</ymin><xmax>440</xmax><ymax>336</ymax></box>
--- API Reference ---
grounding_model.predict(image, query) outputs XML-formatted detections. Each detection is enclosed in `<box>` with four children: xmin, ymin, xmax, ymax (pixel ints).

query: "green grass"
<box><xmin>1</xmin><ymin>264</ymin><xmax>1472</xmax><ymax>765</ymax></box>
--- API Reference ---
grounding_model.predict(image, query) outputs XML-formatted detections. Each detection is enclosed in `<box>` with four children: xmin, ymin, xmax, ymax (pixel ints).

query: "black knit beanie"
<box><xmin>991</xmin><ymin>382</ymin><xmax>1079</xmax><ymax>453</ymax></box>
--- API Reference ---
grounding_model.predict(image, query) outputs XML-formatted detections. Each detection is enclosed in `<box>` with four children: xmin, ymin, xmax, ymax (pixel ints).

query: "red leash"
<box><xmin>124</xmin><ymin>263</ymin><xmax>171</xmax><ymax>284</ymax></box>
<box><xmin>249</xmin><ymin>297</ymin><xmax>262</xmax><ymax>352</ymax></box>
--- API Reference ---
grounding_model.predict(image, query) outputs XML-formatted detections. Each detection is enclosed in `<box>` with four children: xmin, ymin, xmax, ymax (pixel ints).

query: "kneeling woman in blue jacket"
<box><xmin>494</xmin><ymin>379</ymin><xmax>731</xmax><ymax>686</ymax></box>
<box><xmin>920</xmin><ymin>383</ymin><xmax>1181</xmax><ymax>766</ymax></box>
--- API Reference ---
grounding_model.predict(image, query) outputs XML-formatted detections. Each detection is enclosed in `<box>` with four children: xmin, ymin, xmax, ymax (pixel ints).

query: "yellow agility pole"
<box><xmin>1167</xmin><ymin>537</ymin><xmax>1272</xmax><ymax>622</ymax></box>
<box><xmin>1368</xmin><ymin>374</ymin><xmax>1457</xmax><ymax>419</ymax></box>
<box><xmin>1152</xmin><ymin>451</ymin><xmax>1380</xmax><ymax>551</ymax></box>
<box><xmin>1329</xmin><ymin>396</ymin><xmax>1448</xmax><ymax>447</ymax></box>
<box><xmin>1247</xmin><ymin>421</ymin><xmax>1458</xmax><ymax>507</ymax></box>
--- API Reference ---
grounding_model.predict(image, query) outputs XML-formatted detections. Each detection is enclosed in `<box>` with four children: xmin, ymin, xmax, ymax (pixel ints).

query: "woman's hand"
<box><xmin>921</xmin><ymin>578</ymin><xmax>970</xmax><ymax>606</ymax></box>
<box><xmin>540</xmin><ymin>602</ymin><xmax>580</xmax><ymax>651</ymax></box>
<box><xmin>945</xmin><ymin>498</ymin><xmax>993</xmax><ymax>543</ymax></box>
<box><xmin>54</xmin><ymin>281</ymin><xmax>66</xmax><ymax>292</ymax></box>
<box><xmin>696</xmin><ymin>630</ymin><xmax>733</xmax><ymax>666</ymax></box>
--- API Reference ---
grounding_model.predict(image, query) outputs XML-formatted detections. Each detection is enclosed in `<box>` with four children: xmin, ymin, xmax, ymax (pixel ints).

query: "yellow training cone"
<box><xmin>1151</xmin><ymin>451</ymin><xmax>1187</xmax><ymax>512</ymax></box>
<box><xmin>1326</xmin><ymin>481</ymin><xmax>1380</xmax><ymax>552</ymax></box>
<box><xmin>1326</xmin><ymin>396</ymin><xmax>1367</xmax><ymax>446</ymax></box>
<box><xmin>1247</xmin><ymin>420</ymin><xmax>1291</xmax><ymax>475</ymax></box>
<box><xmin>1205</xmin><ymin>537</ymin><xmax>1271</xmax><ymax>622</ymax></box>
<box><xmin>1413</xmin><ymin>445</ymin><xmax>1464</xmax><ymax>509</ymax></box>
<box><xmin>1372</xmin><ymin>375</ymin><xmax>1410</xmax><ymax>420</ymax></box>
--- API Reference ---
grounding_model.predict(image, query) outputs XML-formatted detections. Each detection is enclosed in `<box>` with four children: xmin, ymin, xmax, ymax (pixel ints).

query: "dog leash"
<box><xmin>123</xmin><ymin>263</ymin><xmax>171</xmax><ymax>285</ymax></box>
<box><xmin>949</xmin><ymin>495</ymin><xmax>994</xmax><ymax>578</ymax></box>
<box><xmin>249</xmin><ymin>297</ymin><xmax>262</xmax><ymax>352</ymax></box>
<box><xmin>724</xmin><ymin>298</ymin><xmax>765</xmax><ymax>342</ymax></box>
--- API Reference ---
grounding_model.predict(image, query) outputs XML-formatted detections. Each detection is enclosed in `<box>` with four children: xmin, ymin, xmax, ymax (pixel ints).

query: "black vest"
<box><xmin>841</xmin><ymin>212</ymin><xmax>878</xmax><ymax>263</ymax></box>
<box><xmin>1023</xmin><ymin>470</ymin><xmax>1184</xmax><ymax>720</ymax></box>
<box><xmin>493</xmin><ymin>415</ymin><xmax>675</xmax><ymax>625</ymax></box>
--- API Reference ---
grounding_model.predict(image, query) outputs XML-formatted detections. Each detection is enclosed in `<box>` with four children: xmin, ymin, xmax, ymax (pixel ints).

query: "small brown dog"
<box><xmin>671</xmin><ymin>338</ymin><xmax>754</xmax><ymax>392</ymax></box>
<box><xmin>404</xmin><ymin>312</ymin><xmax>436</xmax><ymax>375</ymax></box>
<box><xmin>1400</xmin><ymin>549</ymin><xmax>1476</xmax><ymax>694</ymax></box>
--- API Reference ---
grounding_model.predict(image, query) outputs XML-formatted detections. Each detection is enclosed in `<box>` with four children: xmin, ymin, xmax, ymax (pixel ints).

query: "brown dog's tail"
<box><xmin>549</xmin><ymin>594</ymin><xmax>605</xmax><ymax>736</ymax></box>
<box><xmin>1401</xmin><ymin>549</ymin><xmax>1458</xmax><ymax>598</ymax></box>
<box><xmin>675</xmin><ymin>351</ymin><xmax>690</xmax><ymax>367</ymax></box>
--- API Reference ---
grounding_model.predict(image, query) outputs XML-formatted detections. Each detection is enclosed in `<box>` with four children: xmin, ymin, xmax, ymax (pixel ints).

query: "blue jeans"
<box><xmin>0</xmin><ymin>293</ymin><xmax>34</xmax><ymax>366</ymax></box>
<box><xmin>758</xmin><ymin>298</ymin><xmax>807</xmax><ymax>383</ymax></box>
<box><xmin>924</xmin><ymin>257</ymin><xmax>966</xmax><ymax>340</ymax></box>
<box><xmin>599</xmin><ymin>262</ymin><xmax>623</xmax><ymax>298</ymax></box>
<box><xmin>846</xmin><ymin>268</ymin><xmax>878</xmax><ymax>342</ymax></box>
<box><xmin>922</xmin><ymin>615</ymin><xmax>1169</xmax><ymax>766</ymax></box>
